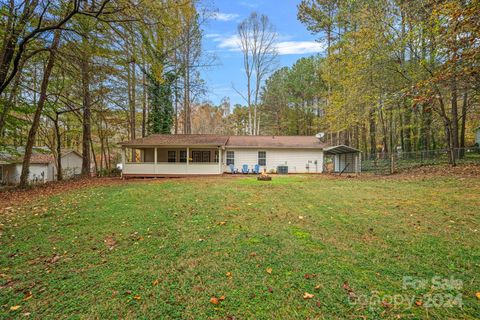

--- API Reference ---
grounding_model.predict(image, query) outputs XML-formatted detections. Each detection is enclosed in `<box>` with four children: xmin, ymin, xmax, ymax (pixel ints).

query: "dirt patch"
<box><xmin>0</xmin><ymin>177</ymin><xmax>125</xmax><ymax>211</ymax></box>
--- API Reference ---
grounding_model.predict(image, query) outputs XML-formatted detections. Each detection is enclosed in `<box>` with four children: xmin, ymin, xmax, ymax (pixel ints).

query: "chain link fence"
<box><xmin>361</xmin><ymin>147</ymin><xmax>480</xmax><ymax>174</ymax></box>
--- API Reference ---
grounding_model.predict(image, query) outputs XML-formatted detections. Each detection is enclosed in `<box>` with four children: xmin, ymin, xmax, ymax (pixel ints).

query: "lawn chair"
<box><xmin>242</xmin><ymin>164</ymin><xmax>250</xmax><ymax>174</ymax></box>
<box><xmin>229</xmin><ymin>164</ymin><xmax>238</xmax><ymax>174</ymax></box>
<box><xmin>252</xmin><ymin>164</ymin><xmax>260</xmax><ymax>174</ymax></box>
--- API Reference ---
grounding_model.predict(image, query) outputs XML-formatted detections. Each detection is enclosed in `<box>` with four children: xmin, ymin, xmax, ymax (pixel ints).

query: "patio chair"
<box><xmin>229</xmin><ymin>164</ymin><xmax>238</xmax><ymax>174</ymax></box>
<box><xmin>252</xmin><ymin>164</ymin><xmax>260</xmax><ymax>174</ymax></box>
<box><xmin>242</xmin><ymin>164</ymin><xmax>250</xmax><ymax>174</ymax></box>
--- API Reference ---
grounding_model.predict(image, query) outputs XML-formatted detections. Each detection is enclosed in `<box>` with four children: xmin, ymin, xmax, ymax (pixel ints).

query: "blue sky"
<box><xmin>201</xmin><ymin>0</ymin><xmax>325</xmax><ymax>106</ymax></box>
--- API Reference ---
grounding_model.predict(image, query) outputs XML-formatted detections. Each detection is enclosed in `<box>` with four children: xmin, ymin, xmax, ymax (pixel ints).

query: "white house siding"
<box><xmin>58</xmin><ymin>152</ymin><xmax>82</xmax><ymax>178</ymax></box>
<box><xmin>224</xmin><ymin>148</ymin><xmax>324</xmax><ymax>173</ymax></box>
<box><xmin>3</xmin><ymin>163</ymin><xmax>50</xmax><ymax>184</ymax></box>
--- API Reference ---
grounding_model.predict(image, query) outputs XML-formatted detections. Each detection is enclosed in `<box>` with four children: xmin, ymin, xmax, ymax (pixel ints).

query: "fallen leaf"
<box><xmin>381</xmin><ymin>300</ymin><xmax>392</xmax><ymax>308</ymax></box>
<box><xmin>226</xmin><ymin>272</ymin><xmax>232</xmax><ymax>278</ymax></box>
<box><xmin>10</xmin><ymin>305</ymin><xmax>21</xmax><ymax>311</ymax></box>
<box><xmin>266</xmin><ymin>267</ymin><xmax>272</xmax><ymax>274</ymax></box>
<box><xmin>298</xmin><ymin>215</ymin><xmax>304</xmax><ymax>220</ymax></box>
<box><xmin>219</xmin><ymin>295</ymin><xmax>226</xmax><ymax>301</ymax></box>
<box><xmin>314</xmin><ymin>285</ymin><xmax>321</xmax><ymax>290</ymax></box>
<box><xmin>303</xmin><ymin>292</ymin><xmax>314</xmax><ymax>299</ymax></box>
<box><xmin>268</xmin><ymin>287</ymin><xmax>273</xmax><ymax>293</ymax></box>
<box><xmin>152</xmin><ymin>279</ymin><xmax>160</xmax><ymax>286</ymax></box>
<box><xmin>316</xmin><ymin>301</ymin><xmax>322</xmax><ymax>308</ymax></box>
<box><xmin>415</xmin><ymin>300</ymin><xmax>423</xmax><ymax>306</ymax></box>
<box><xmin>210</xmin><ymin>297</ymin><xmax>219</xmax><ymax>305</ymax></box>
<box><xmin>476</xmin><ymin>292</ymin><xmax>480</xmax><ymax>300</ymax></box>
<box><xmin>217</xmin><ymin>221</ymin><xmax>227</xmax><ymax>226</ymax></box>
<box><xmin>249</xmin><ymin>252</ymin><xmax>257</xmax><ymax>257</ymax></box>
<box><xmin>133</xmin><ymin>295</ymin><xmax>141</xmax><ymax>300</ymax></box>
<box><xmin>23</xmin><ymin>291</ymin><xmax>33</xmax><ymax>301</ymax></box>
<box><xmin>304</xmin><ymin>273</ymin><xmax>316</xmax><ymax>279</ymax></box>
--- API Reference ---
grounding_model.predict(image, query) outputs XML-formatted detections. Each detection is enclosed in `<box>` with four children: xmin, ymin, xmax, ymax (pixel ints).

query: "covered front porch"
<box><xmin>121</xmin><ymin>146</ymin><xmax>224</xmax><ymax>177</ymax></box>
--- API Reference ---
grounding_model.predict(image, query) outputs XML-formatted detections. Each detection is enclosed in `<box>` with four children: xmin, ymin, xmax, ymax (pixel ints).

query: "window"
<box><xmin>167</xmin><ymin>151</ymin><xmax>176</xmax><ymax>163</ymax></box>
<box><xmin>258</xmin><ymin>151</ymin><xmax>266</xmax><ymax>166</ymax></box>
<box><xmin>226</xmin><ymin>151</ymin><xmax>235</xmax><ymax>166</ymax></box>
<box><xmin>179</xmin><ymin>150</ymin><xmax>187</xmax><ymax>163</ymax></box>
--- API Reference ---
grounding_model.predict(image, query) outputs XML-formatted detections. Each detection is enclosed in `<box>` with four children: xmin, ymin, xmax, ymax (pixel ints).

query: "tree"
<box><xmin>237</xmin><ymin>12</ymin><xmax>277</xmax><ymax>135</ymax></box>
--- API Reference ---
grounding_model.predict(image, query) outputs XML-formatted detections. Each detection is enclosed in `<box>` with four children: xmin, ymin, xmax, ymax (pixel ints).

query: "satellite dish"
<box><xmin>315</xmin><ymin>132</ymin><xmax>325</xmax><ymax>140</ymax></box>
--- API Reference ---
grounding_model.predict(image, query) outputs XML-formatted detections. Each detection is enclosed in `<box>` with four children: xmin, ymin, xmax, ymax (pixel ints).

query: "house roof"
<box><xmin>0</xmin><ymin>148</ymin><xmax>81</xmax><ymax>164</ymax></box>
<box><xmin>119</xmin><ymin>134</ymin><xmax>230</xmax><ymax>147</ymax></box>
<box><xmin>119</xmin><ymin>134</ymin><xmax>329</xmax><ymax>149</ymax></box>
<box><xmin>226</xmin><ymin>135</ymin><xmax>328</xmax><ymax>149</ymax></box>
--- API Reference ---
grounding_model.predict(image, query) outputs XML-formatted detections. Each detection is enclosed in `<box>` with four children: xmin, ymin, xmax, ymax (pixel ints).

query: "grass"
<box><xmin>1</xmin><ymin>175</ymin><xmax>479</xmax><ymax>319</ymax></box>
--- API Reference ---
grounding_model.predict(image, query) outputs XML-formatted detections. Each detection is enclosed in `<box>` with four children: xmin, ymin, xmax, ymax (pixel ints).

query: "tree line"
<box><xmin>0</xmin><ymin>0</ymin><xmax>209</xmax><ymax>187</ymax></box>
<box><xmin>260</xmin><ymin>0</ymin><xmax>479</xmax><ymax>164</ymax></box>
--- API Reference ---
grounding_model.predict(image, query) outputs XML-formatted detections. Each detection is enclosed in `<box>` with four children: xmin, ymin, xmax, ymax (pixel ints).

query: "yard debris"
<box><xmin>314</xmin><ymin>285</ymin><xmax>322</xmax><ymax>290</ymax></box>
<box><xmin>210</xmin><ymin>297</ymin><xmax>220</xmax><ymax>305</ymax></box>
<box><xmin>47</xmin><ymin>254</ymin><xmax>61</xmax><ymax>264</ymax></box>
<box><xmin>23</xmin><ymin>291</ymin><xmax>33</xmax><ymax>301</ymax></box>
<box><xmin>303</xmin><ymin>292</ymin><xmax>315</xmax><ymax>299</ymax></box>
<box><xmin>249</xmin><ymin>252</ymin><xmax>257</xmax><ymax>257</ymax></box>
<box><xmin>10</xmin><ymin>305</ymin><xmax>21</xmax><ymax>311</ymax></box>
<box><xmin>226</xmin><ymin>272</ymin><xmax>232</xmax><ymax>278</ymax></box>
<box><xmin>304</xmin><ymin>273</ymin><xmax>316</xmax><ymax>279</ymax></box>
<box><xmin>217</xmin><ymin>221</ymin><xmax>227</xmax><ymax>226</ymax></box>
<box><xmin>476</xmin><ymin>292</ymin><xmax>480</xmax><ymax>300</ymax></box>
<box><xmin>133</xmin><ymin>295</ymin><xmax>141</xmax><ymax>300</ymax></box>
<box><xmin>104</xmin><ymin>236</ymin><xmax>117</xmax><ymax>250</ymax></box>
<box><xmin>342</xmin><ymin>281</ymin><xmax>357</xmax><ymax>301</ymax></box>
<box><xmin>268</xmin><ymin>287</ymin><xmax>273</xmax><ymax>293</ymax></box>
<box><xmin>415</xmin><ymin>300</ymin><xmax>423</xmax><ymax>306</ymax></box>
<box><xmin>381</xmin><ymin>300</ymin><xmax>392</xmax><ymax>308</ymax></box>
<box><xmin>266</xmin><ymin>267</ymin><xmax>272</xmax><ymax>274</ymax></box>
<box><xmin>152</xmin><ymin>279</ymin><xmax>160</xmax><ymax>286</ymax></box>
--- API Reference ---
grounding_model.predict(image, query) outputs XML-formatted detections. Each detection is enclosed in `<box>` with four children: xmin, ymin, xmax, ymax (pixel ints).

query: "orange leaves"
<box><xmin>10</xmin><ymin>305</ymin><xmax>20</xmax><ymax>311</ymax></box>
<box><xmin>303</xmin><ymin>292</ymin><xmax>315</xmax><ymax>299</ymax></box>
<box><xmin>226</xmin><ymin>272</ymin><xmax>232</xmax><ymax>278</ymax></box>
<box><xmin>476</xmin><ymin>292</ymin><xmax>480</xmax><ymax>300</ymax></box>
<box><xmin>266</xmin><ymin>267</ymin><xmax>272</xmax><ymax>274</ymax></box>
<box><xmin>133</xmin><ymin>295</ymin><xmax>141</xmax><ymax>300</ymax></box>
<box><xmin>152</xmin><ymin>279</ymin><xmax>160</xmax><ymax>286</ymax></box>
<box><xmin>210</xmin><ymin>295</ymin><xmax>225</xmax><ymax>305</ymax></box>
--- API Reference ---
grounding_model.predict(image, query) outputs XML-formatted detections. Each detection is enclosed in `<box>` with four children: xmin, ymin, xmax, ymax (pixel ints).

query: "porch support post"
<box><xmin>154</xmin><ymin>147</ymin><xmax>157</xmax><ymax>174</ymax></box>
<box><xmin>186</xmin><ymin>147</ymin><xmax>189</xmax><ymax>174</ymax></box>
<box><xmin>121</xmin><ymin>147</ymin><xmax>126</xmax><ymax>178</ymax></box>
<box><xmin>218</xmin><ymin>147</ymin><xmax>222</xmax><ymax>174</ymax></box>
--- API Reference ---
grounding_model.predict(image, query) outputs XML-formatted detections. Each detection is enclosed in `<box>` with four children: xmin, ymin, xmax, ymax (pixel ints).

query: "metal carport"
<box><xmin>324</xmin><ymin>145</ymin><xmax>361</xmax><ymax>173</ymax></box>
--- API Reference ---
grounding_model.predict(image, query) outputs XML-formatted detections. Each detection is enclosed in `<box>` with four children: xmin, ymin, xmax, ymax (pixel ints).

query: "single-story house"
<box><xmin>119</xmin><ymin>134</ymin><xmax>361</xmax><ymax>177</ymax></box>
<box><xmin>0</xmin><ymin>149</ymin><xmax>83</xmax><ymax>185</ymax></box>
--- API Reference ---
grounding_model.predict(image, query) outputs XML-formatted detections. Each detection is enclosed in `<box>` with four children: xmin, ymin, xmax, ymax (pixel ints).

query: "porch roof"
<box><xmin>119</xmin><ymin>134</ymin><xmax>229</xmax><ymax>147</ymax></box>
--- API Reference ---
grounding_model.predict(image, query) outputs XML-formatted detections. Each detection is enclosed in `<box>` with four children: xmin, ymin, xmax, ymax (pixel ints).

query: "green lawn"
<box><xmin>1</xmin><ymin>176</ymin><xmax>479</xmax><ymax>319</ymax></box>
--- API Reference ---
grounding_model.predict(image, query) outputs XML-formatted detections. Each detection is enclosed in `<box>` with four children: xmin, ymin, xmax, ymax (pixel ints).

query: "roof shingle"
<box><xmin>120</xmin><ymin>134</ymin><xmax>328</xmax><ymax>149</ymax></box>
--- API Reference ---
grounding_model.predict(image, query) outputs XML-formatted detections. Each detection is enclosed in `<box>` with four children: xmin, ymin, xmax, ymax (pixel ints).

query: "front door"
<box><xmin>192</xmin><ymin>151</ymin><xmax>211</xmax><ymax>163</ymax></box>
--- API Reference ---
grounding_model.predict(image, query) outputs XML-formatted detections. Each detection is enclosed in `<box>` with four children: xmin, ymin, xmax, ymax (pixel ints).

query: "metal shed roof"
<box><xmin>324</xmin><ymin>145</ymin><xmax>361</xmax><ymax>155</ymax></box>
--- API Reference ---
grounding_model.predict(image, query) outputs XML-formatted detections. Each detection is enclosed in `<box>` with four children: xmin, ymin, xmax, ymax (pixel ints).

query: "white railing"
<box><xmin>123</xmin><ymin>162</ymin><xmax>220</xmax><ymax>175</ymax></box>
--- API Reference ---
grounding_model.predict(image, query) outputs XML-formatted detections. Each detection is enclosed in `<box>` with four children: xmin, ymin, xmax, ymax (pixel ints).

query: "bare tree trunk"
<box><xmin>142</xmin><ymin>72</ymin><xmax>147</xmax><ymax>137</ymax></box>
<box><xmin>54</xmin><ymin>114</ymin><xmax>63</xmax><ymax>181</ymax></box>
<box><xmin>81</xmin><ymin>55</ymin><xmax>91</xmax><ymax>176</ymax></box>
<box><xmin>19</xmin><ymin>31</ymin><xmax>61</xmax><ymax>188</ymax></box>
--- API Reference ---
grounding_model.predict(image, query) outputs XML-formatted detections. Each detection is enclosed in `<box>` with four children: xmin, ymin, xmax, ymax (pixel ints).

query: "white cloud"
<box><xmin>211</xmin><ymin>12</ymin><xmax>240</xmax><ymax>21</ymax></box>
<box><xmin>275</xmin><ymin>41</ymin><xmax>325</xmax><ymax>55</ymax></box>
<box><xmin>209</xmin><ymin>34</ymin><xmax>325</xmax><ymax>55</ymax></box>
<box><xmin>239</xmin><ymin>1</ymin><xmax>262</xmax><ymax>8</ymax></box>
